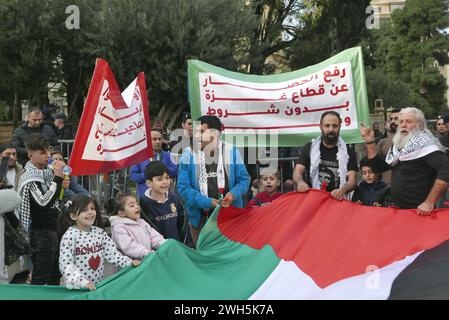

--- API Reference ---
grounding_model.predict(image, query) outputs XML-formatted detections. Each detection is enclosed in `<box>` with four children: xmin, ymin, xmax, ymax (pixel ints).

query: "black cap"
<box><xmin>0</xmin><ymin>143</ymin><xmax>15</xmax><ymax>154</ymax></box>
<box><xmin>55</xmin><ymin>112</ymin><xmax>66</xmax><ymax>120</ymax></box>
<box><xmin>181</xmin><ymin>112</ymin><xmax>191</xmax><ymax>122</ymax></box>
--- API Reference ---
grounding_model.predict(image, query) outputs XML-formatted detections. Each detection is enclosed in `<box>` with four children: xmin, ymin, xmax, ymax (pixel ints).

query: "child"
<box><xmin>51</xmin><ymin>151</ymin><xmax>89</xmax><ymax>202</ymax></box>
<box><xmin>58</xmin><ymin>195</ymin><xmax>140</xmax><ymax>291</ymax></box>
<box><xmin>139</xmin><ymin>161</ymin><xmax>194</xmax><ymax>248</ymax></box>
<box><xmin>247</xmin><ymin>171</ymin><xmax>283</xmax><ymax>207</ymax></box>
<box><xmin>352</xmin><ymin>158</ymin><xmax>390</xmax><ymax>206</ymax></box>
<box><xmin>110</xmin><ymin>193</ymin><xmax>166</xmax><ymax>259</ymax></box>
<box><xmin>16</xmin><ymin>134</ymin><xmax>69</xmax><ymax>285</ymax></box>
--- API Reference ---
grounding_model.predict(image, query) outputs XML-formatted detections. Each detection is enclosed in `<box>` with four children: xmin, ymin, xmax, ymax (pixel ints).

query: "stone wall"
<box><xmin>0</xmin><ymin>121</ymin><xmax>14</xmax><ymax>143</ymax></box>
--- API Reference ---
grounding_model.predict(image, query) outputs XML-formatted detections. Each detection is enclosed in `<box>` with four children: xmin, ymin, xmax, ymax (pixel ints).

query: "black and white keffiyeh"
<box><xmin>385</xmin><ymin>130</ymin><xmax>443</xmax><ymax>167</ymax></box>
<box><xmin>309</xmin><ymin>136</ymin><xmax>349</xmax><ymax>191</ymax></box>
<box><xmin>15</xmin><ymin>161</ymin><xmax>55</xmax><ymax>231</ymax></box>
<box><xmin>198</xmin><ymin>140</ymin><xmax>225</xmax><ymax>198</ymax></box>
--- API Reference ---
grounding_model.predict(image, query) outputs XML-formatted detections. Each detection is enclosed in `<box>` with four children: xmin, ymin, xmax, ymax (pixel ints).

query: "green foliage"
<box><xmin>288</xmin><ymin>0</ymin><xmax>371</xmax><ymax>69</ymax></box>
<box><xmin>365</xmin><ymin>0</ymin><xmax>449</xmax><ymax>117</ymax></box>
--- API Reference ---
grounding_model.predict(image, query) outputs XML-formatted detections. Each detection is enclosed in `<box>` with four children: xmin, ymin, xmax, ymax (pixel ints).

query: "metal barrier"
<box><xmin>57</xmin><ymin>139</ymin><xmax>130</xmax><ymax>214</ymax></box>
<box><xmin>255</xmin><ymin>156</ymin><xmax>298</xmax><ymax>192</ymax></box>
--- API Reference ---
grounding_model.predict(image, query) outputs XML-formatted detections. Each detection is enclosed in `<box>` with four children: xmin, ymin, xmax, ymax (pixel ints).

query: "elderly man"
<box><xmin>12</xmin><ymin>108</ymin><xmax>59</xmax><ymax>166</ymax></box>
<box><xmin>293</xmin><ymin>111</ymin><xmax>358</xmax><ymax>200</ymax></box>
<box><xmin>360</xmin><ymin>107</ymin><xmax>449</xmax><ymax>215</ymax></box>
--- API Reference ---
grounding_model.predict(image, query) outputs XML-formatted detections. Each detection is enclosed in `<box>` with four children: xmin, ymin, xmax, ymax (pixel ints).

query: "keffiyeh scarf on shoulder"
<box><xmin>385</xmin><ymin>130</ymin><xmax>443</xmax><ymax>167</ymax></box>
<box><xmin>309</xmin><ymin>136</ymin><xmax>349</xmax><ymax>190</ymax></box>
<box><xmin>15</xmin><ymin>161</ymin><xmax>55</xmax><ymax>231</ymax></box>
<box><xmin>198</xmin><ymin>141</ymin><xmax>226</xmax><ymax>198</ymax></box>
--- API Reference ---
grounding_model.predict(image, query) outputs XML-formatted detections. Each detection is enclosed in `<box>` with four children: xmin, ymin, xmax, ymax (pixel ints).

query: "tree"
<box><xmin>288</xmin><ymin>0</ymin><xmax>371</xmax><ymax>69</ymax></box>
<box><xmin>363</xmin><ymin>0</ymin><xmax>449</xmax><ymax>117</ymax></box>
<box><xmin>48</xmin><ymin>0</ymin><xmax>104</xmax><ymax>120</ymax></box>
<box><xmin>97</xmin><ymin>0</ymin><xmax>258</xmax><ymax>128</ymax></box>
<box><xmin>389</xmin><ymin>0</ymin><xmax>449</xmax><ymax>115</ymax></box>
<box><xmin>366</xmin><ymin>67</ymin><xmax>429</xmax><ymax>116</ymax></box>
<box><xmin>246</xmin><ymin>0</ymin><xmax>303</xmax><ymax>74</ymax></box>
<box><xmin>0</xmin><ymin>0</ymin><xmax>57</xmax><ymax>125</ymax></box>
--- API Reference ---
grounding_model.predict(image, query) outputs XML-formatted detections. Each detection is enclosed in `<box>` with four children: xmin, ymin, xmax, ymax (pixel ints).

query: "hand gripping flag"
<box><xmin>69</xmin><ymin>59</ymin><xmax>153</xmax><ymax>176</ymax></box>
<box><xmin>3</xmin><ymin>190</ymin><xmax>449</xmax><ymax>299</ymax></box>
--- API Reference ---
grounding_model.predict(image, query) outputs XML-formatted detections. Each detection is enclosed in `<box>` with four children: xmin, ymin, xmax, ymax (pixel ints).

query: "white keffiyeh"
<box><xmin>385</xmin><ymin>130</ymin><xmax>442</xmax><ymax>166</ymax></box>
<box><xmin>309</xmin><ymin>136</ymin><xmax>349</xmax><ymax>190</ymax></box>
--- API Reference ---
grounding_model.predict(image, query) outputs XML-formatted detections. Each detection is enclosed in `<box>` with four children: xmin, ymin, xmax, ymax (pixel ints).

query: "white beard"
<box><xmin>392</xmin><ymin>128</ymin><xmax>418</xmax><ymax>150</ymax></box>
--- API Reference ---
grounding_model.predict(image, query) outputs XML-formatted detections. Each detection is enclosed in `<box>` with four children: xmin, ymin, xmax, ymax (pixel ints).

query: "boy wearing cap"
<box><xmin>53</xmin><ymin>113</ymin><xmax>73</xmax><ymax>141</ymax></box>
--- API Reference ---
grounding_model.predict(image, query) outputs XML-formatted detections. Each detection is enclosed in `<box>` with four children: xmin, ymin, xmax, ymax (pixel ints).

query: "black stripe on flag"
<box><xmin>389</xmin><ymin>239</ymin><xmax>449</xmax><ymax>299</ymax></box>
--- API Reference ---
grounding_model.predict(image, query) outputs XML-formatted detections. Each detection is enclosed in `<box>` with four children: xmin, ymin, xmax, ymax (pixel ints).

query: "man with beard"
<box><xmin>293</xmin><ymin>111</ymin><xmax>358</xmax><ymax>200</ymax></box>
<box><xmin>0</xmin><ymin>144</ymin><xmax>24</xmax><ymax>190</ymax></box>
<box><xmin>377</xmin><ymin>108</ymin><xmax>401</xmax><ymax>185</ymax></box>
<box><xmin>12</xmin><ymin>108</ymin><xmax>59</xmax><ymax>166</ymax></box>
<box><xmin>360</xmin><ymin>107</ymin><xmax>449</xmax><ymax>215</ymax></box>
<box><xmin>177</xmin><ymin>115</ymin><xmax>250</xmax><ymax>245</ymax></box>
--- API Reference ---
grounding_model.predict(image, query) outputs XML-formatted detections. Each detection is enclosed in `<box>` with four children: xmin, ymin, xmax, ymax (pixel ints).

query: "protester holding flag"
<box><xmin>130</xmin><ymin>128</ymin><xmax>178</xmax><ymax>199</ymax></box>
<box><xmin>352</xmin><ymin>158</ymin><xmax>390</xmax><ymax>206</ymax></box>
<box><xmin>360</xmin><ymin>107</ymin><xmax>449</xmax><ymax>215</ymax></box>
<box><xmin>293</xmin><ymin>111</ymin><xmax>358</xmax><ymax>200</ymax></box>
<box><xmin>59</xmin><ymin>195</ymin><xmax>140</xmax><ymax>291</ymax></box>
<box><xmin>139</xmin><ymin>161</ymin><xmax>194</xmax><ymax>247</ymax></box>
<box><xmin>110</xmin><ymin>193</ymin><xmax>166</xmax><ymax>259</ymax></box>
<box><xmin>177</xmin><ymin>115</ymin><xmax>250</xmax><ymax>245</ymax></box>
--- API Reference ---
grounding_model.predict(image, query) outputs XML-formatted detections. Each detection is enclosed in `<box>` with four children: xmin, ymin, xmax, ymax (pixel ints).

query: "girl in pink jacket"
<box><xmin>110</xmin><ymin>194</ymin><xmax>166</xmax><ymax>259</ymax></box>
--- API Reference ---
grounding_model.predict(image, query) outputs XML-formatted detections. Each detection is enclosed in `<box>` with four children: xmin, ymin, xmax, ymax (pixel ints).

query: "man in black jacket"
<box><xmin>12</xmin><ymin>108</ymin><xmax>59</xmax><ymax>166</ymax></box>
<box><xmin>360</xmin><ymin>107</ymin><xmax>449</xmax><ymax>215</ymax></box>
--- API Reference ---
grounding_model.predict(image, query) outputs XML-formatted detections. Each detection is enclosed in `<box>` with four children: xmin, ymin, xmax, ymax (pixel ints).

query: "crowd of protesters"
<box><xmin>1</xmin><ymin>105</ymin><xmax>449</xmax><ymax>290</ymax></box>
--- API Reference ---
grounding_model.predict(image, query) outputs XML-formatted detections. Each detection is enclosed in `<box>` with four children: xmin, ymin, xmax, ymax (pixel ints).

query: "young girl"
<box><xmin>110</xmin><ymin>193</ymin><xmax>166</xmax><ymax>260</ymax></box>
<box><xmin>58</xmin><ymin>195</ymin><xmax>140</xmax><ymax>291</ymax></box>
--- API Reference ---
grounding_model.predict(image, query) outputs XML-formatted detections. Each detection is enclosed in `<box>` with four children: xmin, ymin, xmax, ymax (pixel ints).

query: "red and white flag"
<box><xmin>69</xmin><ymin>59</ymin><xmax>153</xmax><ymax>176</ymax></box>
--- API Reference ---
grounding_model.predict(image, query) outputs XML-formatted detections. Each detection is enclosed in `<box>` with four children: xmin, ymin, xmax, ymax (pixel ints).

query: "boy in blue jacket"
<box><xmin>177</xmin><ymin>116</ymin><xmax>250</xmax><ymax>245</ymax></box>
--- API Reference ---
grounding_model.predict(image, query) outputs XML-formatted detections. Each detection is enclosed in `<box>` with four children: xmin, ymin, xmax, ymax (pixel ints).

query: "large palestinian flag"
<box><xmin>2</xmin><ymin>190</ymin><xmax>449</xmax><ymax>300</ymax></box>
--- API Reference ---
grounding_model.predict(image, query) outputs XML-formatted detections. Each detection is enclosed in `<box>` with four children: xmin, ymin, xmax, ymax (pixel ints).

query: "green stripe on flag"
<box><xmin>0</xmin><ymin>207</ymin><xmax>281</xmax><ymax>300</ymax></box>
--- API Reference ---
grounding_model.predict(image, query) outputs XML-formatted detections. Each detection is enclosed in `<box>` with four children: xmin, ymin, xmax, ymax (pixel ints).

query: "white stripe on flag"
<box><xmin>250</xmin><ymin>252</ymin><xmax>422</xmax><ymax>300</ymax></box>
